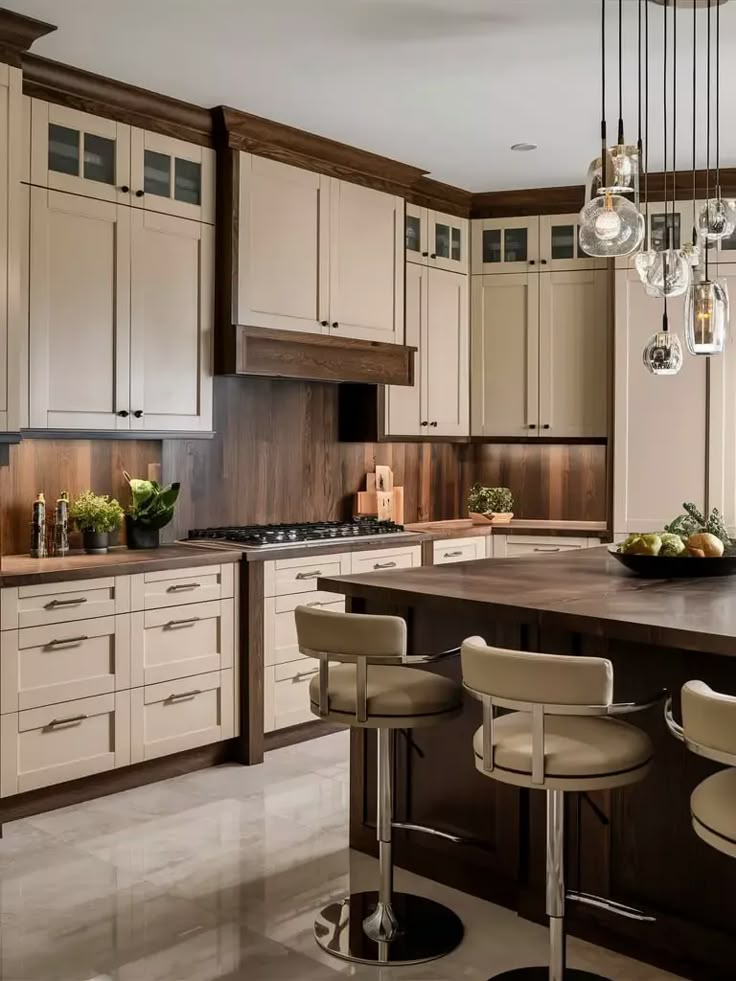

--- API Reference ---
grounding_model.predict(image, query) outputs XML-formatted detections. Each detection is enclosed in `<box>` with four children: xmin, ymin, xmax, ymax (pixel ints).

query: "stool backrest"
<box><xmin>681</xmin><ymin>681</ymin><xmax>736</xmax><ymax>766</ymax></box>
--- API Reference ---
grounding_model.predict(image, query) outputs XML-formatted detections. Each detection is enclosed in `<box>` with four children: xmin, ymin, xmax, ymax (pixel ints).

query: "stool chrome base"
<box><xmin>314</xmin><ymin>890</ymin><xmax>464</xmax><ymax>966</ymax></box>
<box><xmin>487</xmin><ymin>970</ymin><xmax>611</xmax><ymax>980</ymax></box>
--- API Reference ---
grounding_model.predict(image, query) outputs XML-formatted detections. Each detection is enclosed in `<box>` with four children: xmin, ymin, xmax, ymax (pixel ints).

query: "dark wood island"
<box><xmin>319</xmin><ymin>547</ymin><xmax>736</xmax><ymax>981</ymax></box>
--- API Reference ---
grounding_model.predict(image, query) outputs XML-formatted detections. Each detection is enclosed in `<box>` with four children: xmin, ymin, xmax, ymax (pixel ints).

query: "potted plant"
<box><xmin>124</xmin><ymin>471</ymin><xmax>180</xmax><ymax>550</ymax></box>
<box><xmin>69</xmin><ymin>491</ymin><xmax>124</xmax><ymax>554</ymax></box>
<box><xmin>467</xmin><ymin>484</ymin><xmax>515</xmax><ymax>524</ymax></box>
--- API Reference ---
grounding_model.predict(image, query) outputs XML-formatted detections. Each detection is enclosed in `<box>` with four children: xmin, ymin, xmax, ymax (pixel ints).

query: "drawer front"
<box><xmin>130</xmin><ymin>670</ymin><xmax>234</xmax><ymax>763</ymax></box>
<box><xmin>350</xmin><ymin>545</ymin><xmax>422</xmax><ymax>576</ymax></box>
<box><xmin>505</xmin><ymin>536</ymin><xmax>589</xmax><ymax>558</ymax></box>
<box><xmin>433</xmin><ymin>537</ymin><xmax>486</xmax><ymax>565</ymax></box>
<box><xmin>264</xmin><ymin>592</ymin><xmax>345</xmax><ymax>667</ymax></box>
<box><xmin>0</xmin><ymin>691</ymin><xmax>130</xmax><ymax>796</ymax></box>
<box><xmin>264</xmin><ymin>553</ymin><xmax>351</xmax><ymax>598</ymax></box>
<box><xmin>1</xmin><ymin>616</ymin><xmax>131</xmax><ymax>714</ymax></box>
<box><xmin>4</xmin><ymin>577</ymin><xmax>128</xmax><ymax>630</ymax></box>
<box><xmin>132</xmin><ymin>564</ymin><xmax>234</xmax><ymax>611</ymax></box>
<box><xmin>273</xmin><ymin>661</ymin><xmax>318</xmax><ymax>731</ymax></box>
<box><xmin>130</xmin><ymin>600</ymin><xmax>233</xmax><ymax>688</ymax></box>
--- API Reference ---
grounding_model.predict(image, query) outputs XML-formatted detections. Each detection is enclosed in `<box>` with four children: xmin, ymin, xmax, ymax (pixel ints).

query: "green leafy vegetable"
<box><xmin>665</xmin><ymin>504</ymin><xmax>731</xmax><ymax>546</ymax></box>
<box><xmin>124</xmin><ymin>471</ymin><xmax>180</xmax><ymax>530</ymax></box>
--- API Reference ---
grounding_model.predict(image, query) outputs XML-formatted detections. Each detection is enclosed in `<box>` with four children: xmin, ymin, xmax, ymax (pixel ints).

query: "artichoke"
<box><xmin>659</xmin><ymin>533</ymin><xmax>686</xmax><ymax>557</ymax></box>
<box><xmin>619</xmin><ymin>533</ymin><xmax>662</xmax><ymax>556</ymax></box>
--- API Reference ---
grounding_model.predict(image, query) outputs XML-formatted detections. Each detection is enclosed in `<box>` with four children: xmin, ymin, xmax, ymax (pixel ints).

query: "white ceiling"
<box><xmin>7</xmin><ymin>0</ymin><xmax>736</xmax><ymax>192</ymax></box>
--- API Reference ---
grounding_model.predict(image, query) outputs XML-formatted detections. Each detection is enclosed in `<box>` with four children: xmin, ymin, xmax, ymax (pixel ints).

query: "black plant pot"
<box><xmin>126</xmin><ymin>517</ymin><xmax>160</xmax><ymax>550</ymax></box>
<box><xmin>82</xmin><ymin>530</ymin><xmax>110</xmax><ymax>554</ymax></box>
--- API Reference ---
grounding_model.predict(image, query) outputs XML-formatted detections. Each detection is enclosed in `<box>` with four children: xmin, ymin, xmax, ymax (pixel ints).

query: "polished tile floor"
<box><xmin>0</xmin><ymin>731</ymin><xmax>684</xmax><ymax>981</ymax></box>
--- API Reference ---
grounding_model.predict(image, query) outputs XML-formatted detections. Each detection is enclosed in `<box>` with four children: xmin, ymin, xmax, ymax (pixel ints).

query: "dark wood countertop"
<box><xmin>404</xmin><ymin>519</ymin><xmax>609</xmax><ymax>539</ymax></box>
<box><xmin>0</xmin><ymin>545</ymin><xmax>242</xmax><ymax>587</ymax></box>
<box><xmin>319</xmin><ymin>546</ymin><xmax>736</xmax><ymax>657</ymax></box>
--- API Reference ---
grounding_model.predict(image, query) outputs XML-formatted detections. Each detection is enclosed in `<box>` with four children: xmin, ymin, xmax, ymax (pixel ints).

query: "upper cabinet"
<box><xmin>539</xmin><ymin>213</ymin><xmax>607</xmax><ymax>271</ymax></box>
<box><xmin>406</xmin><ymin>203</ymin><xmax>469</xmax><ymax>274</ymax></box>
<box><xmin>472</xmin><ymin>217</ymin><xmax>539</xmax><ymax>274</ymax></box>
<box><xmin>30</xmin><ymin>101</ymin><xmax>214</xmax><ymax>224</ymax></box>
<box><xmin>234</xmin><ymin>153</ymin><xmax>404</xmax><ymax>345</ymax></box>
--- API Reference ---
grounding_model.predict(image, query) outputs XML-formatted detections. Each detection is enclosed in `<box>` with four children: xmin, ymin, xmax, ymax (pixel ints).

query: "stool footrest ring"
<box><xmin>567</xmin><ymin>890</ymin><xmax>656</xmax><ymax>922</ymax></box>
<box><xmin>486</xmin><ymin>970</ymin><xmax>613</xmax><ymax>980</ymax></box>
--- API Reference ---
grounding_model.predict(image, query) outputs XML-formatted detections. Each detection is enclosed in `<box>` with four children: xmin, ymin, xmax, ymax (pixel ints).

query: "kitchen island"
<box><xmin>320</xmin><ymin>546</ymin><xmax>736</xmax><ymax>981</ymax></box>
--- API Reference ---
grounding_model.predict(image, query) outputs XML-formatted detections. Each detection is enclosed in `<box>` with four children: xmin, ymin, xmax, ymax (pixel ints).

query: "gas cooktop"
<box><xmin>187</xmin><ymin>518</ymin><xmax>410</xmax><ymax>549</ymax></box>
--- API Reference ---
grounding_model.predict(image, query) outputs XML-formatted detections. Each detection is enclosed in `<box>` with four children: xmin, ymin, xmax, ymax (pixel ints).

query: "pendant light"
<box><xmin>643</xmin><ymin>310</ymin><xmax>685</xmax><ymax>374</ymax></box>
<box><xmin>682</xmin><ymin>0</ymin><xmax>702</xmax><ymax>268</ymax></box>
<box><xmin>579</xmin><ymin>0</ymin><xmax>645</xmax><ymax>258</ymax></box>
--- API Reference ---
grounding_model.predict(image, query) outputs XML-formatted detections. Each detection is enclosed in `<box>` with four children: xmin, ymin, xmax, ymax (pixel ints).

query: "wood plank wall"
<box><xmin>0</xmin><ymin>378</ymin><xmax>608</xmax><ymax>555</ymax></box>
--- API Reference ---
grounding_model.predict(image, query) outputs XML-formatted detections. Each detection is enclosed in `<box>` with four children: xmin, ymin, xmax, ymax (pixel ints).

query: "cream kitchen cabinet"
<box><xmin>386</xmin><ymin>265</ymin><xmax>469</xmax><ymax>438</ymax></box>
<box><xmin>28</xmin><ymin>186</ymin><xmax>213</xmax><ymax>433</ymax></box>
<box><xmin>406</xmin><ymin>203</ymin><xmax>469</xmax><ymax>274</ymax></box>
<box><xmin>471</xmin><ymin>270</ymin><xmax>609</xmax><ymax>438</ymax></box>
<box><xmin>472</xmin><ymin>217</ymin><xmax>539</xmax><ymax>274</ymax></box>
<box><xmin>30</xmin><ymin>100</ymin><xmax>214</xmax><ymax>223</ymax></box>
<box><xmin>539</xmin><ymin>213</ymin><xmax>608</xmax><ymax>272</ymax></box>
<box><xmin>432</xmin><ymin>536</ymin><xmax>486</xmax><ymax>564</ymax></box>
<box><xmin>235</xmin><ymin>153</ymin><xmax>404</xmax><ymax>344</ymax></box>
<box><xmin>492</xmin><ymin>534</ymin><xmax>595</xmax><ymax>558</ymax></box>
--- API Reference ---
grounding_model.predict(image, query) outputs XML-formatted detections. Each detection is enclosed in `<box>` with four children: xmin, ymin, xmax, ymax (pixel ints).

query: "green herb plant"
<box><xmin>467</xmin><ymin>484</ymin><xmax>514</xmax><ymax>515</ymax></box>
<box><xmin>665</xmin><ymin>504</ymin><xmax>732</xmax><ymax>546</ymax></box>
<box><xmin>124</xmin><ymin>471</ymin><xmax>181</xmax><ymax>530</ymax></box>
<box><xmin>69</xmin><ymin>491</ymin><xmax>124</xmax><ymax>533</ymax></box>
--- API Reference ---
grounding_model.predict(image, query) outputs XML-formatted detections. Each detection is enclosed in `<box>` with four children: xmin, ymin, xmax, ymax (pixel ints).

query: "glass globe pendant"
<box><xmin>642</xmin><ymin>321</ymin><xmax>683</xmax><ymax>377</ymax></box>
<box><xmin>579</xmin><ymin>192</ymin><xmax>645</xmax><ymax>258</ymax></box>
<box><xmin>642</xmin><ymin>249</ymin><xmax>691</xmax><ymax>298</ymax></box>
<box><xmin>685</xmin><ymin>279</ymin><xmax>729</xmax><ymax>355</ymax></box>
<box><xmin>698</xmin><ymin>198</ymin><xmax>736</xmax><ymax>242</ymax></box>
<box><xmin>634</xmin><ymin>249</ymin><xmax>657</xmax><ymax>285</ymax></box>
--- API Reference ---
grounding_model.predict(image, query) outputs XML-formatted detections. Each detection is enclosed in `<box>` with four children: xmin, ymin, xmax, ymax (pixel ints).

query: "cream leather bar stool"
<box><xmin>461</xmin><ymin>637</ymin><xmax>657</xmax><ymax>981</ymax></box>
<box><xmin>666</xmin><ymin>681</ymin><xmax>736</xmax><ymax>858</ymax></box>
<box><xmin>295</xmin><ymin>605</ymin><xmax>465</xmax><ymax>967</ymax></box>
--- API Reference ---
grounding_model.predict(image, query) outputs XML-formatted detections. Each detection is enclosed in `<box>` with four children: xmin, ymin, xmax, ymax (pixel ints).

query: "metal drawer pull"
<box><xmin>373</xmin><ymin>561</ymin><xmax>397</xmax><ymax>570</ymax></box>
<box><xmin>45</xmin><ymin>597</ymin><xmax>88</xmax><ymax>609</ymax></box>
<box><xmin>166</xmin><ymin>583</ymin><xmax>201</xmax><ymax>592</ymax></box>
<box><xmin>292</xmin><ymin>671</ymin><xmax>317</xmax><ymax>683</ymax></box>
<box><xmin>444</xmin><ymin>551</ymin><xmax>464</xmax><ymax>558</ymax></box>
<box><xmin>306</xmin><ymin>601</ymin><xmax>325</xmax><ymax>608</ymax></box>
<box><xmin>295</xmin><ymin>570</ymin><xmax>322</xmax><ymax>580</ymax></box>
<box><xmin>164</xmin><ymin>617</ymin><xmax>201</xmax><ymax>629</ymax></box>
<box><xmin>533</xmin><ymin>547</ymin><xmax>561</xmax><ymax>553</ymax></box>
<box><xmin>165</xmin><ymin>689</ymin><xmax>201</xmax><ymax>703</ymax></box>
<box><xmin>47</xmin><ymin>635</ymin><xmax>89</xmax><ymax>648</ymax></box>
<box><xmin>47</xmin><ymin>714</ymin><xmax>87</xmax><ymax>728</ymax></box>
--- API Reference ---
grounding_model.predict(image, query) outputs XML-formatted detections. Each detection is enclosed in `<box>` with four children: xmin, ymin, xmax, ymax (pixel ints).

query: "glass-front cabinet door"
<box><xmin>539</xmin><ymin>214</ymin><xmax>607</xmax><ymax>270</ymax></box>
<box><xmin>429</xmin><ymin>210</ymin><xmax>468</xmax><ymax>273</ymax></box>
<box><xmin>31</xmin><ymin>100</ymin><xmax>130</xmax><ymax>205</ymax></box>
<box><xmin>130</xmin><ymin>130</ymin><xmax>215</xmax><ymax>224</ymax></box>
<box><xmin>405</xmin><ymin>203</ymin><xmax>428</xmax><ymax>265</ymax></box>
<box><xmin>471</xmin><ymin>217</ymin><xmax>539</xmax><ymax>274</ymax></box>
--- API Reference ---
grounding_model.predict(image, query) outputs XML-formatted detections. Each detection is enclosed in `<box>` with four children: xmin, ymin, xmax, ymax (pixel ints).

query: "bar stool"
<box><xmin>461</xmin><ymin>636</ymin><xmax>657</xmax><ymax>981</ymax></box>
<box><xmin>666</xmin><ymin>681</ymin><xmax>736</xmax><ymax>858</ymax></box>
<box><xmin>294</xmin><ymin>605</ymin><xmax>465</xmax><ymax>967</ymax></box>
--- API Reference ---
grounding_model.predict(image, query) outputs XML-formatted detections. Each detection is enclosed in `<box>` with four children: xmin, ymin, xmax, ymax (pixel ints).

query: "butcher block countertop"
<box><xmin>0</xmin><ymin>545</ymin><xmax>242</xmax><ymax>587</ymax></box>
<box><xmin>404</xmin><ymin>518</ymin><xmax>609</xmax><ymax>539</ymax></box>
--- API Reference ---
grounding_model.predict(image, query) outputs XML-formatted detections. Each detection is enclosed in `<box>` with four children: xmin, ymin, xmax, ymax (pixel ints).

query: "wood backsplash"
<box><xmin>0</xmin><ymin>378</ymin><xmax>607</xmax><ymax>555</ymax></box>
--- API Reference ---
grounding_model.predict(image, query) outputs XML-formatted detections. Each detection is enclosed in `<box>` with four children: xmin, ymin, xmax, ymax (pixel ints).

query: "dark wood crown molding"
<box><xmin>217</xmin><ymin>106</ymin><xmax>428</xmax><ymax>195</ymax></box>
<box><xmin>406</xmin><ymin>177</ymin><xmax>473</xmax><ymax>219</ymax></box>
<box><xmin>0</xmin><ymin>7</ymin><xmax>55</xmax><ymax>67</ymax></box>
<box><xmin>22</xmin><ymin>54</ymin><xmax>214</xmax><ymax>147</ymax></box>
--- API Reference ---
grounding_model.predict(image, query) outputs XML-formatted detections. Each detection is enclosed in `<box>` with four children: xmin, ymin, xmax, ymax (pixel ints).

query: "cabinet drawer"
<box><xmin>263</xmin><ymin>553</ymin><xmax>351</xmax><ymax>598</ymax></box>
<box><xmin>264</xmin><ymin>592</ymin><xmax>344</xmax><ymax>667</ymax></box>
<box><xmin>130</xmin><ymin>600</ymin><xmax>233</xmax><ymax>688</ymax></box>
<box><xmin>432</xmin><ymin>537</ymin><xmax>486</xmax><ymax>565</ymax></box>
<box><xmin>1</xmin><ymin>616</ymin><xmax>131</xmax><ymax>714</ymax></box>
<box><xmin>130</xmin><ymin>670</ymin><xmax>233</xmax><ymax>763</ymax></box>
<box><xmin>0</xmin><ymin>691</ymin><xmax>130</xmax><ymax>796</ymax></box>
<box><xmin>350</xmin><ymin>545</ymin><xmax>422</xmax><ymax>575</ymax></box>
<box><xmin>132</xmin><ymin>564</ymin><xmax>233</xmax><ymax>610</ymax></box>
<box><xmin>2</xmin><ymin>577</ymin><xmax>129</xmax><ymax>630</ymax></box>
<box><xmin>264</xmin><ymin>661</ymin><xmax>317</xmax><ymax>733</ymax></box>
<box><xmin>505</xmin><ymin>536</ymin><xmax>589</xmax><ymax>558</ymax></box>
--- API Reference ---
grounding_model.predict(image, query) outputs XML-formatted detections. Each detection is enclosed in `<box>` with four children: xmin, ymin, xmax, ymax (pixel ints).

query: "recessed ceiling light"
<box><xmin>511</xmin><ymin>143</ymin><xmax>537</xmax><ymax>152</ymax></box>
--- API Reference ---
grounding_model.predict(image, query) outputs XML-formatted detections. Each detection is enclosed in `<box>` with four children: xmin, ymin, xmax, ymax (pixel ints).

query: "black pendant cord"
<box><xmin>672</xmin><ymin>0</ymin><xmax>677</xmax><ymax>248</ymax></box>
<box><xmin>716</xmin><ymin>0</ymin><xmax>721</xmax><ymax>200</ymax></box>
<box><xmin>645</xmin><ymin>0</ymin><xmax>650</xmax><ymax>229</ymax></box>
<box><xmin>663</xmin><ymin>0</ymin><xmax>670</xmax><ymax>253</ymax></box>
<box><xmin>692</xmin><ymin>0</ymin><xmax>698</xmax><ymax>245</ymax></box>
<box><xmin>601</xmin><ymin>0</ymin><xmax>607</xmax><ymax>179</ymax></box>
<box><xmin>638</xmin><ymin>0</ymin><xmax>643</xmax><ymax>207</ymax></box>
<box><xmin>618</xmin><ymin>0</ymin><xmax>625</xmax><ymax>145</ymax></box>
<box><xmin>706</xmin><ymin>0</ymin><xmax>712</xmax><ymax>280</ymax></box>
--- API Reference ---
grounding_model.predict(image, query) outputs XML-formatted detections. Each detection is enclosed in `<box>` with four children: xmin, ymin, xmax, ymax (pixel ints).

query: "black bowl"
<box><xmin>608</xmin><ymin>545</ymin><xmax>736</xmax><ymax>578</ymax></box>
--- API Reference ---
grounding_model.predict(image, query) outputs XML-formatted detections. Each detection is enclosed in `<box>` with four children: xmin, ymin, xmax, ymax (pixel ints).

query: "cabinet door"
<box><xmin>237</xmin><ymin>154</ymin><xmax>329</xmax><ymax>334</ymax></box>
<box><xmin>471</xmin><ymin>273</ymin><xmax>539</xmax><ymax>437</ymax></box>
<box><xmin>429</xmin><ymin>210</ymin><xmax>469</xmax><ymax>274</ymax></box>
<box><xmin>424</xmin><ymin>267</ymin><xmax>469</xmax><ymax>437</ymax></box>
<box><xmin>471</xmin><ymin>217</ymin><xmax>539</xmax><ymax>274</ymax></box>
<box><xmin>538</xmin><ymin>269</ymin><xmax>609</xmax><ymax>438</ymax></box>
<box><xmin>329</xmin><ymin>179</ymin><xmax>403</xmax><ymax>343</ymax></box>
<box><xmin>130</xmin><ymin>129</ymin><xmax>214</xmax><ymax>224</ymax></box>
<box><xmin>385</xmin><ymin>262</ymin><xmax>424</xmax><ymax>436</ymax></box>
<box><xmin>31</xmin><ymin>100</ymin><xmax>130</xmax><ymax>205</ymax></box>
<box><xmin>29</xmin><ymin>188</ymin><xmax>131</xmax><ymax>430</ymax></box>
<box><xmin>129</xmin><ymin>210</ymin><xmax>213</xmax><ymax>432</ymax></box>
<box><xmin>539</xmin><ymin>213</ymin><xmax>607</xmax><ymax>271</ymax></box>
<box><xmin>612</xmin><ymin>267</ymin><xmax>708</xmax><ymax>535</ymax></box>
<box><xmin>406</xmin><ymin>203</ymin><xmax>428</xmax><ymax>265</ymax></box>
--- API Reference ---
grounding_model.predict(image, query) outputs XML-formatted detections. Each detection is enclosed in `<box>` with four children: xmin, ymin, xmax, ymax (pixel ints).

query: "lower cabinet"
<box><xmin>432</xmin><ymin>536</ymin><xmax>486</xmax><ymax>564</ymax></box>
<box><xmin>491</xmin><ymin>535</ymin><xmax>599</xmax><ymax>557</ymax></box>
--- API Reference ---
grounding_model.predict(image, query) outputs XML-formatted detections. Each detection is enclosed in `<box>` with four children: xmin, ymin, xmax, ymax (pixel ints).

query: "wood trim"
<box><xmin>0</xmin><ymin>9</ymin><xmax>55</xmax><ymax>68</ymax></box>
<box><xmin>217</xmin><ymin>105</ymin><xmax>427</xmax><ymax>195</ymax></box>
<box><xmin>240</xmin><ymin>560</ymin><xmax>264</xmax><ymax>764</ymax></box>
<box><xmin>406</xmin><ymin>177</ymin><xmax>472</xmax><ymax>218</ymax></box>
<box><xmin>230</xmin><ymin>325</ymin><xmax>417</xmax><ymax>386</ymax></box>
<box><xmin>264</xmin><ymin>719</ymin><xmax>345</xmax><ymax>752</ymax></box>
<box><xmin>21</xmin><ymin>54</ymin><xmax>214</xmax><ymax>147</ymax></box>
<box><xmin>214</xmin><ymin>149</ymin><xmax>238</xmax><ymax>374</ymax></box>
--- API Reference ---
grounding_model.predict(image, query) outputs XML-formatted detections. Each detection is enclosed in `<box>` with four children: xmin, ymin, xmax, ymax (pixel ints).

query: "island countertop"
<box><xmin>319</xmin><ymin>545</ymin><xmax>736</xmax><ymax>658</ymax></box>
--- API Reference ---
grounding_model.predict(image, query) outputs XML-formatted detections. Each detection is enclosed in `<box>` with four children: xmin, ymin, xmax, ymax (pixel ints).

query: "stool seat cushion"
<box><xmin>472</xmin><ymin>711</ymin><xmax>653</xmax><ymax>791</ymax></box>
<box><xmin>309</xmin><ymin>664</ymin><xmax>462</xmax><ymax>729</ymax></box>
<box><xmin>691</xmin><ymin>768</ymin><xmax>736</xmax><ymax>859</ymax></box>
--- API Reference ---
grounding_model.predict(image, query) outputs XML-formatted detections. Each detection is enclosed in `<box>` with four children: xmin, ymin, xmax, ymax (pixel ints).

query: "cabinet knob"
<box><xmin>528</xmin><ymin>423</ymin><xmax>537</xmax><ymax>429</ymax></box>
<box><xmin>542</xmin><ymin>423</ymin><xmax>550</xmax><ymax>429</ymax></box>
<box><xmin>529</xmin><ymin>260</ymin><xmax>536</xmax><ymax>265</ymax></box>
<box><xmin>117</xmin><ymin>410</ymin><xmax>129</xmax><ymax>418</ymax></box>
<box><xmin>135</xmin><ymin>190</ymin><xmax>144</xmax><ymax>198</ymax></box>
<box><xmin>430</xmin><ymin>253</ymin><xmax>437</xmax><ymax>259</ymax></box>
<box><xmin>332</xmin><ymin>322</ymin><xmax>339</xmax><ymax>329</ymax></box>
<box><xmin>420</xmin><ymin>421</ymin><xmax>429</xmax><ymax>427</ymax></box>
<box><xmin>133</xmin><ymin>410</ymin><xmax>144</xmax><ymax>418</ymax></box>
<box><xmin>120</xmin><ymin>185</ymin><xmax>130</xmax><ymax>193</ymax></box>
<box><xmin>319</xmin><ymin>320</ymin><xmax>328</xmax><ymax>327</ymax></box>
<box><xmin>430</xmin><ymin>421</ymin><xmax>438</xmax><ymax>427</ymax></box>
<box><xmin>540</xmin><ymin>259</ymin><xmax>548</xmax><ymax>265</ymax></box>
<box><xmin>421</xmin><ymin>251</ymin><xmax>429</xmax><ymax>257</ymax></box>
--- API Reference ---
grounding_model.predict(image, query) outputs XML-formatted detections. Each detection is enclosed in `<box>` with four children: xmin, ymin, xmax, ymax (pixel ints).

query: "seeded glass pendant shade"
<box><xmin>642</xmin><ymin>249</ymin><xmax>692</xmax><ymax>297</ymax></box>
<box><xmin>579</xmin><ymin>192</ymin><xmax>645</xmax><ymax>258</ymax></box>
<box><xmin>634</xmin><ymin>249</ymin><xmax>658</xmax><ymax>285</ymax></box>
<box><xmin>642</xmin><ymin>328</ymin><xmax>684</xmax><ymax>376</ymax></box>
<box><xmin>698</xmin><ymin>198</ymin><xmax>736</xmax><ymax>242</ymax></box>
<box><xmin>606</xmin><ymin>144</ymin><xmax>640</xmax><ymax>194</ymax></box>
<box><xmin>685</xmin><ymin>279</ymin><xmax>729</xmax><ymax>354</ymax></box>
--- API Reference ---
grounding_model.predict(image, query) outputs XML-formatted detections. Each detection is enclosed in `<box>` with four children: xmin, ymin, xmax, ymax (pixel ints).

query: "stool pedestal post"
<box><xmin>363</xmin><ymin>728</ymin><xmax>399</xmax><ymax>942</ymax></box>
<box><xmin>546</xmin><ymin>789</ymin><xmax>566</xmax><ymax>981</ymax></box>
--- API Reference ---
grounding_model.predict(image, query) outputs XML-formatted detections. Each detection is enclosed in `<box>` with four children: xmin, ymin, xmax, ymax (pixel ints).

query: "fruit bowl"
<box><xmin>608</xmin><ymin>545</ymin><xmax>736</xmax><ymax>578</ymax></box>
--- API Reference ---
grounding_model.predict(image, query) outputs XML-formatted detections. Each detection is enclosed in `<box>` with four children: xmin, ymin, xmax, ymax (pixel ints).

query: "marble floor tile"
<box><xmin>0</xmin><ymin>732</ymin><xmax>686</xmax><ymax>981</ymax></box>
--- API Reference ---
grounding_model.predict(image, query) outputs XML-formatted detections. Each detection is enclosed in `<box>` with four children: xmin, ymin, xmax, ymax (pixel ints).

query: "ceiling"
<box><xmin>7</xmin><ymin>0</ymin><xmax>736</xmax><ymax>192</ymax></box>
